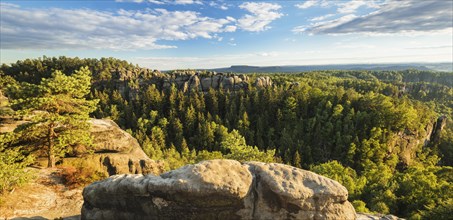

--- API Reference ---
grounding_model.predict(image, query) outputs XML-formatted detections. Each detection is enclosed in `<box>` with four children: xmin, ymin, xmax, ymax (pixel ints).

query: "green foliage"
<box><xmin>394</xmin><ymin>165</ymin><xmax>453</xmax><ymax>219</ymax></box>
<box><xmin>8</xmin><ymin>67</ymin><xmax>98</xmax><ymax>167</ymax></box>
<box><xmin>2</xmin><ymin>57</ymin><xmax>452</xmax><ymax>218</ymax></box>
<box><xmin>352</xmin><ymin>200</ymin><xmax>370</xmax><ymax>213</ymax></box>
<box><xmin>222</xmin><ymin>130</ymin><xmax>275</xmax><ymax>163</ymax></box>
<box><xmin>311</xmin><ymin>161</ymin><xmax>366</xmax><ymax>199</ymax></box>
<box><xmin>0</xmin><ymin>133</ymin><xmax>34</xmax><ymax>194</ymax></box>
<box><xmin>420</xmin><ymin>198</ymin><xmax>453</xmax><ymax>220</ymax></box>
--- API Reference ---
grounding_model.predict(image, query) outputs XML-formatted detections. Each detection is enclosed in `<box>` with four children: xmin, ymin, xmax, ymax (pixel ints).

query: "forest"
<box><xmin>0</xmin><ymin>57</ymin><xmax>452</xmax><ymax>219</ymax></box>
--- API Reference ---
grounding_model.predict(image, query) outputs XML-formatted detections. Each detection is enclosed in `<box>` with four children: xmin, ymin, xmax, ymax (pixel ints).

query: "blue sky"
<box><xmin>1</xmin><ymin>0</ymin><xmax>452</xmax><ymax>70</ymax></box>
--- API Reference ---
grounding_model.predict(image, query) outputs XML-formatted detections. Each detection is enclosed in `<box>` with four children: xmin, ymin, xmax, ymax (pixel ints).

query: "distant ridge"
<box><xmin>206</xmin><ymin>63</ymin><xmax>452</xmax><ymax>73</ymax></box>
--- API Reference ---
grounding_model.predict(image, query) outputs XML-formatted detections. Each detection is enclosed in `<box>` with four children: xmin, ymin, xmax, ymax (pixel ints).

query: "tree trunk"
<box><xmin>47</xmin><ymin>125</ymin><xmax>55</xmax><ymax>168</ymax></box>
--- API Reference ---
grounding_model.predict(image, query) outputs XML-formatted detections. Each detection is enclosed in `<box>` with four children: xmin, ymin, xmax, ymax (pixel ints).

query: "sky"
<box><xmin>1</xmin><ymin>0</ymin><xmax>452</xmax><ymax>70</ymax></box>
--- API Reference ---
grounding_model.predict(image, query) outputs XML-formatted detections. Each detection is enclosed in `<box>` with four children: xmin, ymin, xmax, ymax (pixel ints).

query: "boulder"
<box><xmin>89</xmin><ymin>119</ymin><xmax>139</xmax><ymax>154</ymax></box>
<box><xmin>221</xmin><ymin>76</ymin><xmax>235</xmax><ymax>90</ymax></box>
<box><xmin>200</xmin><ymin>77</ymin><xmax>212</xmax><ymax>91</ymax></box>
<box><xmin>248</xmin><ymin>162</ymin><xmax>356</xmax><ymax>220</ymax></box>
<box><xmin>254</xmin><ymin>76</ymin><xmax>273</xmax><ymax>87</ymax></box>
<box><xmin>87</xmin><ymin>119</ymin><xmax>165</xmax><ymax>176</ymax></box>
<box><xmin>188</xmin><ymin>75</ymin><xmax>201</xmax><ymax>91</ymax></box>
<box><xmin>82</xmin><ymin>160</ymin><xmax>356</xmax><ymax>220</ymax></box>
<box><xmin>212</xmin><ymin>75</ymin><xmax>222</xmax><ymax>89</ymax></box>
<box><xmin>357</xmin><ymin>213</ymin><xmax>404</xmax><ymax>220</ymax></box>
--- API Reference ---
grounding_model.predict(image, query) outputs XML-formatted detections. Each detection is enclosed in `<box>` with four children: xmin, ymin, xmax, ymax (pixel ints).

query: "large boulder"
<box><xmin>82</xmin><ymin>160</ymin><xmax>356</xmax><ymax>220</ymax></box>
<box><xmin>248</xmin><ymin>162</ymin><xmax>356</xmax><ymax>219</ymax></box>
<box><xmin>82</xmin><ymin>119</ymin><xmax>165</xmax><ymax>176</ymax></box>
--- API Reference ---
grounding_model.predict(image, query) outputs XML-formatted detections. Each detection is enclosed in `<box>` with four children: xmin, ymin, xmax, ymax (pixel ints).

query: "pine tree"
<box><xmin>293</xmin><ymin>151</ymin><xmax>302</xmax><ymax>168</ymax></box>
<box><xmin>10</xmin><ymin>67</ymin><xmax>98</xmax><ymax>167</ymax></box>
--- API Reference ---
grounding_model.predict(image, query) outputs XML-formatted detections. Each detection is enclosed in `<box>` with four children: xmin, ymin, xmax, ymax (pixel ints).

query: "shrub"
<box><xmin>352</xmin><ymin>200</ymin><xmax>370</xmax><ymax>213</ymax></box>
<box><xmin>0</xmin><ymin>133</ymin><xmax>34</xmax><ymax>194</ymax></box>
<box><xmin>59</xmin><ymin>159</ymin><xmax>106</xmax><ymax>188</ymax></box>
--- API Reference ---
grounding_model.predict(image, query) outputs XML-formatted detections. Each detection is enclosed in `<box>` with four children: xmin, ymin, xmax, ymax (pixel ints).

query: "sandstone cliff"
<box><xmin>73</xmin><ymin>119</ymin><xmax>165</xmax><ymax>176</ymax></box>
<box><xmin>96</xmin><ymin>68</ymin><xmax>273</xmax><ymax>101</ymax></box>
<box><xmin>163</xmin><ymin>72</ymin><xmax>251</xmax><ymax>92</ymax></box>
<box><xmin>82</xmin><ymin>159</ymin><xmax>356</xmax><ymax>220</ymax></box>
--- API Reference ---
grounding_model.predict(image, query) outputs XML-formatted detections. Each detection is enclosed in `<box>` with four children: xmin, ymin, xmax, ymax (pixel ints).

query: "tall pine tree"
<box><xmin>10</xmin><ymin>67</ymin><xmax>98</xmax><ymax>167</ymax></box>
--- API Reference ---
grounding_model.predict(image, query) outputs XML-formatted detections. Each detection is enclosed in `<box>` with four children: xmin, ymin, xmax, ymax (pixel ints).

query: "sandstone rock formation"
<box><xmin>162</xmin><ymin>72</ymin><xmax>252</xmax><ymax>92</ymax></box>
<box><xmin>74</xmin><ymin>119</ymin><xmax>165</xmax><ymax>176</ymax></box>
<box><xmin>388</xmin><ymin>115</ymin><xmax>447</xmax><ymax>166</ymax></box>
<box><xmin>254</xmin><ymin>76</ymin><xmax>273</xmax><ymax>87</ymax></box>
<box><xmin>357</xmin><ymin>213</ymin><xmax>404</xmax><ymax>220</ymax></box>
<box><xmin>82</xmin><ymin>159</ymin><xmax>356</xmax><ymax>220</ymax></box>
<box><xmin>0</xmin><ymin>117</ymin><xmax>164</xmax><ymax>176</ymax></box>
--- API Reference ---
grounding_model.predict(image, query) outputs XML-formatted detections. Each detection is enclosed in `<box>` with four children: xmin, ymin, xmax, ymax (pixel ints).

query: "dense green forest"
<box><xmin>1</xmin><ymin>57</ymin><xmax>452</xmax><ymax>219</ymax></box>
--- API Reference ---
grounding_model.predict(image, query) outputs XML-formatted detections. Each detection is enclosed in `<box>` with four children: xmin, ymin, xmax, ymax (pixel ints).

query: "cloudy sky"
<box><xmin>1</xmin><ymin>0</ymin><xmax>452</xmax><ymax>69</ymax></box>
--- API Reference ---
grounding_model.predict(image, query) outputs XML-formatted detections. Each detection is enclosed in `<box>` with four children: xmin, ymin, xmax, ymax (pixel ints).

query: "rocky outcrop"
<box><xmin>163</xmin><ymin>72</ymin><xmax>252</xmax><ymax>92</ymax></box>
<box><xmin>83</xmin><ymin>119</ymin><xmax>165</xmax><ymax>176</ymax></box>
<box><xmin>0</xmin><ymin>117</ymin><xmax>164</xmax><ymax>176</ymax></box>
<box><xmin>387</xmin><ymin>115</ymin><xmax>447</xmax><ymax>166</ymax></box>
<box><xmin>429</xmin><ymin>115</ymin><xmax>447</xmax><ymax>144</ymax></box>
<box><xmin>82</xmin><ymin>159</ymin><xmax>356</xmax><ymax>220</ymax></box>
<box><xmin>109</xmin><ymin>67</ymin><xmax>163</xmax><ymax>81</ymax></box>
<box><xmin>357</xmin><ymin>213</ymin><xmax>404</xmax><ymax>220</ymax></box>
<box><xmin>254</xmin><ymin>76</ymin><xmax>273</xmax><ymax>87</ymax></box>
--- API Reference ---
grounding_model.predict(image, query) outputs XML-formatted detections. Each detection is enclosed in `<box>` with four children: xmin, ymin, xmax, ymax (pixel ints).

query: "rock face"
<box><xmin>162</xmin><ymin>72</ymin><xmax>253</xmax><ymax>92</ymax></box>
<box><xmin>83</xmin><ymin>119</ymin><xmax>165</xmax><ymax>176</ymax></box>
<box><xmin>82</xmin><ymin>160</ymin><xmax>356</xmax><ymax>220</ymax></box>
<box><xmin>254</xmin><ymin>76</ymin><xmax>273</xmax><ymax>87</ymax></box>
<box><xmin>357</xmin><ymin>213</ymin><xmax>404</xmax><ymax>220</ymax></box>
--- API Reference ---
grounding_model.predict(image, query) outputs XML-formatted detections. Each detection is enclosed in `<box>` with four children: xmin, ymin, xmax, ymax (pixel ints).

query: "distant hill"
<box><xmin>207</xmin><ymin>63</ymin><xmax>452</xmax><ymax>73</ymax></box>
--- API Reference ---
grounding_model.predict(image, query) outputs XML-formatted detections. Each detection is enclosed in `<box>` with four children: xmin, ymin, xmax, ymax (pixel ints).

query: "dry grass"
<box><xmin>58</xmin><ymin>158</ymin><xmax>107</xmax><ymax>189</ymax></box>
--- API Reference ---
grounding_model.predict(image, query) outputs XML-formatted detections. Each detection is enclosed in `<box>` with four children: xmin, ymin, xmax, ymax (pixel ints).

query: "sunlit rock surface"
<box><xmin>82</xmin><ymin>159</ymin><xmax>356</xmax><ymax>220</ymax></box>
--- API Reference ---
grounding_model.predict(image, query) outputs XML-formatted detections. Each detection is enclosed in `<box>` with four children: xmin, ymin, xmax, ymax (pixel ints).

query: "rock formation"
<box><xmin>72</xmin><ymin>119</ymin><xmax>165</xmax><ymax>176</ymax></box>
<box><xmin>357</xmin><ymin>213</ymin><xmax>404</xmax><ymax>220</ymax></box>
<box><xmin>429</xmin><ymin>115</ymin><xmax>447</xmax><ymax>144</ymax></box>
<box><xmin>254</xmin><ymin>76</ymin><xmax>273</xmax><ymax>88</ymax></box>
<box><xmin>0</xmin><ymin>117</ymin><xmax>164</xmax><ymax>176</ymax></box>
<box><xmin>387</xmin><ymin>115</ymin><xmax>447</xmax><ymax>166</ymax></box>
<box><xmin>162</xmin><ymin>72</ymin><xmax>252</xmax><ymax>92</ymax></box>
<box><xmin>82</xmin><ymin>159</ymin><xmax>356</xmax><ymax>220</ymax></box>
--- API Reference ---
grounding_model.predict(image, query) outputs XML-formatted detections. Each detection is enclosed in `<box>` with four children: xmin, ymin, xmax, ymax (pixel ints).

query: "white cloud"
<box><xmin>310</xmin><ymin>13</ymin><xmax>335</xmax><ymax>22</ymax></box>
<box><xmin>219</xmin><ymin>5</ymin><xmax>228</xmax><ymax>10</ymax></box>
<box><xmin>0</xmin><ymin>4</ymin><xmax>236</xmax><ymax>50</ymax></box>
<box><xmin>294</xmin><ymin>1</ymin><xmax>453</xmax><ymax>35</ymax></box>
<box><xmin>226</xmin><ymin>16</ymin><xmax>236</xmax><ymax>22</ymax></box>
<box><xmin>336</xmin><ymin>0</ymin><xmax>380</xmax><ymax>14</ymax></box>
<box><xmin>224</xmin><ymin>25</ymin><xmax>237</xmax><ymax>32</ymax></box>
<box><xmin>294</xmin><ymin>14</ymin><xmax>358</xmax><ymax>34</ymax></box>
<box><xmin>0</xmin><ymin>2</ymin><xmax>20</xmax><ymax>7</ymax></box>
<box><xmin>237</xmin><ymin>2</ymin><xmax>283</xmax><ymax>32</ymax></box>
<box><xmin>295</xmin><ymin>0</ymin><xmax>384</xmax><ymax>13</ymax></box>
<box><xmin>295</xmin><ymin>1</ymin><xmax>318</xmax><ymax>9</ymax></box>
<box><xmin>258</xmin><ymin>52</ymin><xmax>279</xmax><ymax>57</ymax></box>
<box><xmin>209</xmin><ymin>1</ymin><xmax>229</xmax><ymax>10</ymax></box>
<box><xmin>116</xmin><ymin>0</ymin><xmax>202</xmax><ymax>5</ymax></box>
<box><xmin>295</xmin><ymin>0</ymin><xmax>334</xmax><ymax>9</ymax></box>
